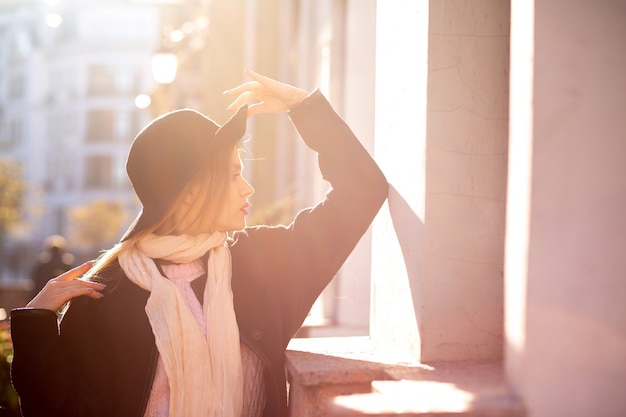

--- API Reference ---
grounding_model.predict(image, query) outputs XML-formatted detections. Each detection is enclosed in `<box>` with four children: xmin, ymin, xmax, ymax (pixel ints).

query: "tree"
<box><xmin>0</xmin><ymin>159</ymin><xmax>24</xmax><ymax>274</ymax></box>
<box><xmin>0</xmin><ymin>159</ymin><xmax>23</xmax><ymax>232</ymax></box>
<box><xmin>68</xmin><ymin>200</ymin><xmax>130</xmax><ymax>253</ymax></box>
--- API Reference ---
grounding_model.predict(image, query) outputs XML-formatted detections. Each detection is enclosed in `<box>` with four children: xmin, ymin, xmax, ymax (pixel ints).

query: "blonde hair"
<box><xmin>85</xmin><ymin>143</ymin><xmax>239</xmax><ymax>283</ymax></box>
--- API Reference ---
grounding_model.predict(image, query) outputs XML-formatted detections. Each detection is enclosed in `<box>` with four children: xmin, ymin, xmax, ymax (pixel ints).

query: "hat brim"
<box><xmin>120</xmin><ymin>105</ymin><xmax>248</xmax><ymax>242</ymax></box>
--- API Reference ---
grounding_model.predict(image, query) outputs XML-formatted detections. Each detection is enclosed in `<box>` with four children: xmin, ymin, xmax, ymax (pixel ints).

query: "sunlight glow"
<box><xmin>169</xmin><ymin>29</ymin><xmax>184</xmax><ymax>43</ymax></box>
<box><xmin>331</xmin><ymin>380</ymin><xmax>475</xmax><ymax>414</ymax></box>
<box><xmin>44</xmin><ymin>13</ymin><xmax>63</xmax><ymax>28</ymax></box>
<box><xmin>370</xmin><ymin>0</ymin><xmax>428</xmax><ymax>362</ymax></box>
<box><xmin>319</xmin><ymin>45</ymin><xmax>331</xmax><ymax>98</ymax></box>
<box><xmin>504</xmin><ymin>0</ymin><xmax>535</xmax><ymax>367</ymax></box>
<box><xmin>134</xmin><ymin>94</ymin><xmax>151</xmax><ymax>109</ymax></box>
<box><xmin>151</xmin><ymin>51</ymin><xmax>178</xmax><ymax>84</ymax></box>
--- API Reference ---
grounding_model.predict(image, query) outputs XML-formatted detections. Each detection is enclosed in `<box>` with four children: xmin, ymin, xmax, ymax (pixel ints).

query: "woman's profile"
<box><xmin>10</xmin><ymin>70</ymin><xmax>388</xmax><ymax>417</ymax></box>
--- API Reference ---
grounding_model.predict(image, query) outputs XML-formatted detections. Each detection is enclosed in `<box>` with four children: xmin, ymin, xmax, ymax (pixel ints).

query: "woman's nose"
<box><xmin>242</xmin><ymin>178</ymin><xmax>254</xmax><ymax>197</ymax></box>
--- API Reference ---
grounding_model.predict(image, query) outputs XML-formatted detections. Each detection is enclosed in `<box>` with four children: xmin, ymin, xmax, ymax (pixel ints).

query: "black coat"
<box><xmin>10</xmin><ymin>90</ymin><xmax>388</xmax><ymax>417</ymax></box>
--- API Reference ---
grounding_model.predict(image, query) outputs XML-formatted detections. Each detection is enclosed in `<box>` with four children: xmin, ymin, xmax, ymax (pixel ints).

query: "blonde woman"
<box><xmin>10</xmin><ymin>71</ymin><xmax>388</xmax><ymax>417</ymax></box>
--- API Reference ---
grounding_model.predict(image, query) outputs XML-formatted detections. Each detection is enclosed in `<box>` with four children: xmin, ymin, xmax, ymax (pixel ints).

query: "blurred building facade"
<box><xmin>0</xmin><ymin>0</ymin><xmax>162</xmax><ymax>277</ymax></box>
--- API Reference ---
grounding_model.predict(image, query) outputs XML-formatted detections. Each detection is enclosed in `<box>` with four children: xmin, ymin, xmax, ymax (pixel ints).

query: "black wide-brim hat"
<box><xmin>120</xmin><ymin>105</ymin><xmax>248</xmax><ymax>241</ymax></box>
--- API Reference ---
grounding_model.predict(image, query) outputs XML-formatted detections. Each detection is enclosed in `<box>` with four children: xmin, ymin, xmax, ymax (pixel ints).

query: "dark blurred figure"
<box><xmin>30</xmin><ymin>235</ymin><xmax>75</xmax><ymax>298</ymax></box>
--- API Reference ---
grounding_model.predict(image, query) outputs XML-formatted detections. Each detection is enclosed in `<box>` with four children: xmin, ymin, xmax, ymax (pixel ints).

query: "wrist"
<box><xmin>286</xmin><ymin>88</ymin><xmax>309</xmax><ymax>109</ymax></box>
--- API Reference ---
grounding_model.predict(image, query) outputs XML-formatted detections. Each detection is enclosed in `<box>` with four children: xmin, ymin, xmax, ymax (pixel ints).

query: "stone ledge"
<box><xmin>286</xmin><ymin>337</ymin><xmax>525</xmax><ymax>417</ymax></box>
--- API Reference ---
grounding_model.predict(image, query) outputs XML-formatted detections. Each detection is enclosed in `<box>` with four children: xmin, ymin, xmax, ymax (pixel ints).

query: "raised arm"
<box><xmin>227</xmin><ymin>72</ymin><xmax>388</xmax><ymax>342</ymax></box>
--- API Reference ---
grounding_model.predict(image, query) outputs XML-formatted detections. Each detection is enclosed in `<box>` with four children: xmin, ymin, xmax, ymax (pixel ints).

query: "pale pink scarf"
<box><xmin>118</xmin><ymin>233</ymin><xmax>243</xmax><ymax>417</ymax></box>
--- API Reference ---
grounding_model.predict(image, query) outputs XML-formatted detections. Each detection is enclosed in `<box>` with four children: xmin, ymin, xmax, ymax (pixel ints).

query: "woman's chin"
<box><xmin>219</xmin><ymin>221</ymin><xmax>246</xmax><ymax>233</ymax></box>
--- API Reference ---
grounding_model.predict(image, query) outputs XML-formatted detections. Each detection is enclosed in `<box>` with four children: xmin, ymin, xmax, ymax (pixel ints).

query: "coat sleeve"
<box><xmin>232</xmin><ymin>90</ymin><xmax>388</xmax><ymax>343</ymax></box>
<box><xmin>10</xmin><ymin>307</ymin><xmax>96</xmax><ymax>417</ymax></box>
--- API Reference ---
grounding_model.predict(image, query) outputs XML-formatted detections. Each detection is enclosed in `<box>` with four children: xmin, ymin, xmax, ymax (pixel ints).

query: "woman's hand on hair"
<box><xmin>224</xmin><ymin>69</ymin><xmax>309</xmax><ymax>117</ymax></box>
<box><xmin>26</xmin><ymin>261</ymin><xmax>105</xmax><ymax>312</ymax></box>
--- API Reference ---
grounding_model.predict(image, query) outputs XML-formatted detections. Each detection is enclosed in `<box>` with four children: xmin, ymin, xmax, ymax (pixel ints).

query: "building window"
<box><xmin>85</xmin><ymin>155</ymin><xmax>113</xmax><ymax>189</ymax></box>
<box><xmin>49</xmin><ymin>110</ymin><xmax>77</xmax><ymax>149</ymax></box>
<box><xmin>86</xmin><ymin>109</ymin><xmax>115</xmax><ymax>142</ymax></box>
<box><xmin>88</xmin><ymin>65</ymin><xmax>116</xmax><ymax>95</ymax></box>
<box><xmin>8</xmin><ymin>74</ymin><xmax>25</xmax><ymax>99</ymax></box>
<box><xmin>12</xmin><ymin>116</ymin><xmax>24</xmax><ymax>140</ymax></box>
<box><xmin>8</xmin><ymin>28</ymin><xmax>33</xmax><ymax>64</ymax></box>
<box><xmin>0</xmin><ymin>119</ymin><xmax>23</xmax><ymax>151</ymax></box>
<box><xmin>88</xmin><ymin>65</ymin><xmax>144</xmax><ymax>96</ymax></box>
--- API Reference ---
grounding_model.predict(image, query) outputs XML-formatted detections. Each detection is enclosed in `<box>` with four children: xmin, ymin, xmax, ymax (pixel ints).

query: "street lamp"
<box><xmin>134</xmin><ymin>94</ymin><xmax>151</xmax><ymax>109</ymax></box>
<box><xmin>151</xmin><ymin>48</ymin><xmax>178</xmax><ymax>84</ymax></box>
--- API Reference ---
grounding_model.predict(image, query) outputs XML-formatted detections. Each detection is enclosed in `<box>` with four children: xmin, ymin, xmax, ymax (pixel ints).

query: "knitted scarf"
<box><xmin>118</xmin><ymin>233</ymin><xmax>243</xmax><ymax>417</ymax></box>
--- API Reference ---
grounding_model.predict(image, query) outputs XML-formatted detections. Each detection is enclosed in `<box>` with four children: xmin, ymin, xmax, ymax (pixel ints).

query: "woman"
<box><xmin>10</xmin><ymin>71</ymin><xmax>388</xmax><ymax>417</ymax></box>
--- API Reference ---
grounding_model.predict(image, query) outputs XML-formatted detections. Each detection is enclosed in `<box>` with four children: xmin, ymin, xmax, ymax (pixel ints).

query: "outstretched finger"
<box><xmin>244</xmin><ymin>69</ymin><xmax>278</xmax><ymax>87</ymax></box>
<box><xmin>226</xmin><ymin>91</ymin><xmax>258</xmax><ymax>113</ymax></box>
<box><xmin>56</xmin><ymin>261</ymin><xmax>94</xmax><ymax>282</ymax></box>
<box><xmin>60</xmin><ymin>283</ymin><xmax>106</xmax><ymax>300</ymax></box>
<box><xmin>223</xmin><ymin>80</ymin><xmax>260</xmax><ymax>97</ymax></box>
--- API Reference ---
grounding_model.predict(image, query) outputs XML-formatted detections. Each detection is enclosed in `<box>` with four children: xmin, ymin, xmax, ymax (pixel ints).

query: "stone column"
<box><xmin>371</xmin><ymin>0</ymin><xmax>510</xmax><ymax>363</ymax></box>
<box><xmin>505</xmin><ymin>1</ymin><xmax>626</xmax><ymax>416</ymax></box>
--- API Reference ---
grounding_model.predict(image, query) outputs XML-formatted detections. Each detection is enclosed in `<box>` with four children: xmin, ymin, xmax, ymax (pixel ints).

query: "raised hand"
<box><xmin>223</xmin><ymin>69</ymin><xmax>309</xmax><ymax>117</ymax></box>
<box><xmin>27</xmin><ymin>262</ymin><xmax>105</xmax><ymax>312</ymax></box>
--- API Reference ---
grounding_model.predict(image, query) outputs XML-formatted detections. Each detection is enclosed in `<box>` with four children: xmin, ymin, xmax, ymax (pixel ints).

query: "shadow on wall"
<box><xmin>372</xmin><ymin>183</ymin><xmax>424</xmax><ymax>359</ymax></box>
<box><xmin>388</xmin><ymin>184</ymin><xmax>424</xmax><ymax>297</ymax></box>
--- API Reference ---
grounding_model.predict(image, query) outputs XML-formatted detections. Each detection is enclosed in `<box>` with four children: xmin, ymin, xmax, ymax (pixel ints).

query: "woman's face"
<box><xmin>213</xmin><ymin>148</ymin><xmax>254</xmax><ymax>232</ymax></box>
<box><xmin>166</xmin><ymin>147</ymin><xmax>254</xmax><ymax>236</ymax></box>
